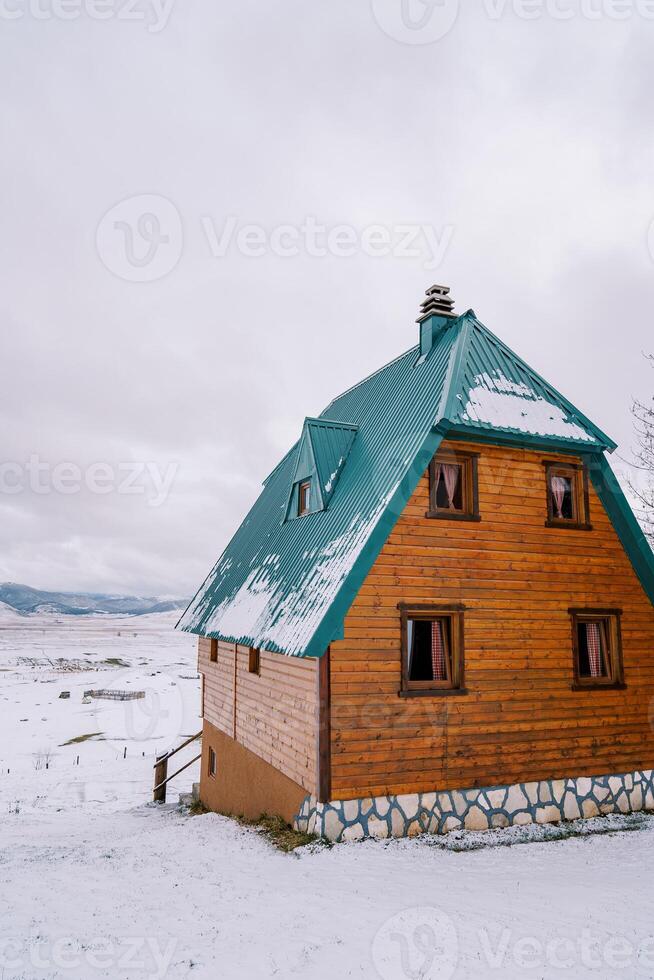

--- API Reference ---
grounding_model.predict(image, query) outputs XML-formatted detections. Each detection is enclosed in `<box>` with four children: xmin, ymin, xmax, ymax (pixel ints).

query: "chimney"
<box><xmin>417</xmin><ymin>284</ymin><xmax>456</xmax><ymax>358</ymax></box>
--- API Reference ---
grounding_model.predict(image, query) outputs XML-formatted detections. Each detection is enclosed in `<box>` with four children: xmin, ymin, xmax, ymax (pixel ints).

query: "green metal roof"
<box><xmin>178</xmin><ymin>309</ymin><xmax>653</xmax><ymax>656</ymax></box>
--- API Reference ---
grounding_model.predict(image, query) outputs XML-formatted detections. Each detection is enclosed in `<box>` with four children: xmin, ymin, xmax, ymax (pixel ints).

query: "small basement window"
<box><xmin>545</xmin><ymin>462</ymin><xmax>591</xmax><ymax>529</ymax></box>
<box><xmin>208</xmin><ymin>746</ymin><xmax>217</xmax><ymax>778</ymax></box>
<box><xmin>209</xmin><ymin>639</ymin><xmax>218</xmax><ymax>663</ymax></box>
<box><xmin>399</xmin><ymin>605</ymin><xmax>465</xmax><ymax>695</ymax></box>
<box><xmin>570</xmin><ymin>609</ymin><xmax>624</xmax><ymax>689</ymax></box>
<box><xmin>248</xmin><ymin>647</ymin><xmax>260</xmax><ymax>674</ymax></box>
<box><xmin>428</xmin><ymin>451</ymin><xmax>479</xmax><ymax>521</ymax></box>
<box><xmin>297</xmin><ymin>479</ymin><xmax>311</xmax><ymax>517</ymax></box>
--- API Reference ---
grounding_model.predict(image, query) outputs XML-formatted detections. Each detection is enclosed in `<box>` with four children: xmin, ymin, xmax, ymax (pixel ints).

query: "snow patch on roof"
<box><xmin>188</xmin><ymin>490</ymin><xmax>395</xmax><ymax>657</ymax></box>
<box><xmin>324</xmin><ymin>458</ymin><xmax>345</xmax><ymax>495</ymax></box>
<box><xmin>204</xmin><ymin>568</ymin><xmax>276</xmax><ymax>641</ymax></box>
<box><xmin>460</xmin><ymin>372</ymin><xmax>594</xmax><ymax>443</ymax></box>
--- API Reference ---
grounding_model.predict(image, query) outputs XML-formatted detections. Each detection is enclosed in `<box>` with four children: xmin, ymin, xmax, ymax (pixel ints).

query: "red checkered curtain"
<box><xmin>431</xmin><ymin>620</ymin><xmax>447</xmax><ymax>681</ymax></box>
<box><xmin>585</xmin><ymin>622</ymin><xmax>603</xmax><ymax>677</ymax></box>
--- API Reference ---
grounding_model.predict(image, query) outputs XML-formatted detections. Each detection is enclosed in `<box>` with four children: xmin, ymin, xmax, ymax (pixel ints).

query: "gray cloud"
<box><xmin>1</xmin><ymin>1</ymin><xmax>653</xmax><ymax>595</ymax></box>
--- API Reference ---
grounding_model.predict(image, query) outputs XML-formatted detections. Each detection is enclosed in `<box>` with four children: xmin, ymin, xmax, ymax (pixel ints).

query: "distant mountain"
<box><xmin>0</xmin><ymin>599</ymin><xmax>26</xmax><ymax>619</ymax></box>
<box><xmin>0</xmin><ymin>583</ymin><xmax>189</xmax><ymax>617</ymax></box>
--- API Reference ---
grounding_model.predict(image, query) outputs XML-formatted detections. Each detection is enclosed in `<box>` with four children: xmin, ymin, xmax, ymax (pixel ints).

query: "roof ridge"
<box><xmin>263</xmin><ymin>351</ymin><xmax>413</xmax><ymax>490</ymax></box>
<box><xmin>437</xmin><ymin>313</ymin><xmax>475</xmax><ymax>424</ymax></box>
<box><xmin>321</xmin><ymin>345</ymin><xmax>417</xmax><ymax>416</ymax></box>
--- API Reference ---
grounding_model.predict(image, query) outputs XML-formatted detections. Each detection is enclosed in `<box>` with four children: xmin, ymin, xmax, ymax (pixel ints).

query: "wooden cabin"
<box><xmin>179</xmin><ymin>285</ymin><xmax>654</xmax><ymax>840</ymax></box>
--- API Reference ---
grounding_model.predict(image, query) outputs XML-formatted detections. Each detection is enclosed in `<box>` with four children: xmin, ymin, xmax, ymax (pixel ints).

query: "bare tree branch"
<box><xmin>628</xmin><ymin>354</ymin><xmax>654</xmax><ymax>546</ymax></box>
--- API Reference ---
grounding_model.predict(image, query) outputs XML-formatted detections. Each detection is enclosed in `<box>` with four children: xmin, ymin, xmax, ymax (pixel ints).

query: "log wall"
<box><xmin>329</xmin><ymin>440</ymin><xmax>654</xmax><ymax>800</ymax></box>
<box><xmin>198</xmin><ymin>637</ymin><xmax>318</xmax><ymax>795</ymax></box>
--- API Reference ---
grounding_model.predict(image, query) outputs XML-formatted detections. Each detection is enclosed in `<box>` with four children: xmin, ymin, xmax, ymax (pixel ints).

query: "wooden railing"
<box><xmin>153</xmin><ymin>730</ymin><xmax>202</xmax><ymax>803</ymax></box>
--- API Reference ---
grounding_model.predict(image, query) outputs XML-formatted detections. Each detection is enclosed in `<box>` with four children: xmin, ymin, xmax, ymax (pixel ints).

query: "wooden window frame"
<box><xmin>248</xmin><ymin>647</ymin><xmax>260</xmax><ymax>675</ymax></box>
<box><xmin>208</xmin><ymin>746</ymin><xmax>217</xmax><ymax>778</ymax></box>
<box><xmin>297</xmin><ymin>479</ymin><xmax>311</xmax><ymax>517</ymax></box>
<box><xmin>426</xmin><ymin>450</ymin><xmax>480</xmax><ymax>522</ymax></box>
<box><xmin>398</xmin><ymin>603</ymin><xmax>467</xmax><ymax>698</ymax></box>
<box><xmin>569</xmin><ymin>607</ymin><xmax>625</xmax><ymax>691</ymax></box>
<box><xmin>209</xmin><ymin>638</ymin><xmax>218</xmax><ymax>663</ymax></box>
<box><xmin>544</xmin><ymin>461</ymin><xmax>592</xmax><ymax>531</ymax></box>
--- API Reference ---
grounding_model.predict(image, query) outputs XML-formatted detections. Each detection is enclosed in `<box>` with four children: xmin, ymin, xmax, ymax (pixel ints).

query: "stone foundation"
<box><xmin>293</xmin><ymin>769</ymin><xmax>654</xmax><ymax>842</ymax></box>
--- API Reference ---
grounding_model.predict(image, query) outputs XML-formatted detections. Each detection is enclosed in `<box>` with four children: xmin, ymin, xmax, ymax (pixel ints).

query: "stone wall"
<box><xmin>293</xmin><ymin>769</ymin><xmax>654</xmax><ymax>842</ymax></box>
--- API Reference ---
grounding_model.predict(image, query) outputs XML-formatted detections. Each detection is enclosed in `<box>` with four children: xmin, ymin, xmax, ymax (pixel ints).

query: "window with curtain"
<box><xmin>400</xmin><ymin>605</ymin><xmax>465</xmax><ymax>694</ymax></box>
<box><xmin>434</xmin><ymin>462</ymin><xmax>463</xmax><ymax>511</ymax></box>
<box><xmin>570</xmin><ymin>609</ymin><xmax>624</xmax><ymax>688</ymax></box>
<box><xmin>428</xmin><ymin>450</ymin><xmax>480</xmax><ymax>521</ymax></box>
<box><xmin>545</xmin><ymin>462</ymin><xmax>590</xmax><ymax>529</ymax></box>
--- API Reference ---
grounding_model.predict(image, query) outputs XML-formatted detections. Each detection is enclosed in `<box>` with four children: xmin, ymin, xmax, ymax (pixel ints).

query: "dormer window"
<box><xmin>427</xmin><ymin>449</ymin><xmax>480</xmax><ymax>521</ymax></box>
<box><xmin>284</xmin><ymin>417</ymin><xmax>358</xmax><ymax>522</ymax></box>
<box><xmin>545</xmin><ymin>462</ymin><xmax>591</xmax><ymax>530</ymax></box>
<box><xmin>298</xmin><ymin>479</ymin><xmax>311</xmax><ymax>517</ymax></box>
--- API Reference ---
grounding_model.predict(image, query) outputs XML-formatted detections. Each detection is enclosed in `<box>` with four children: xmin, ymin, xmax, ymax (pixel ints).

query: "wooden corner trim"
<box><xmin>317</xmin><ymin>648</ymin><xmax>331</xmax><ymax>804</ymax></box>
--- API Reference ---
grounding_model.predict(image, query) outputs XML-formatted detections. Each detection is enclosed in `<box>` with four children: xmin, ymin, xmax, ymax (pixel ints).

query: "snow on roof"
<box><xmin>460</xmin><ymin>372</ymin><xmax>595</xmax><ymax>443</ymax></box>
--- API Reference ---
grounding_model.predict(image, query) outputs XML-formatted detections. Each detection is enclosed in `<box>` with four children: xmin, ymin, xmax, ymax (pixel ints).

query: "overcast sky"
<box><xmin>1</xmin><ymin>1</ymin><xmax>653</xmax><ymax>598</ymax></box>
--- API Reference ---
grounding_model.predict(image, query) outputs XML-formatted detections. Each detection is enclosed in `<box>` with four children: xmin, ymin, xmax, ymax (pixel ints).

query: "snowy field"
<box><xmin>2</xmin><ymin>615</ymin><xmax>654</xmax><ymax>979</ymax></box>
<box><xmin>0</xmin><ymin>610</ymin><xmax>201</xmax><ymax>813</ymax></box>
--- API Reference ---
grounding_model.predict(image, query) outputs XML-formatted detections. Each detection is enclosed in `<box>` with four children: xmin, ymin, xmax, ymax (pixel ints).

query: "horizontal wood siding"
<box><xmin>198</xmin><ymin>638</ymin><xmax>318</xmax><ymax>795</ymax></box>
<box><xmin>330</xmin><ymin>441</ymin><xmax>654</xmax><ymax>799</ymax></box>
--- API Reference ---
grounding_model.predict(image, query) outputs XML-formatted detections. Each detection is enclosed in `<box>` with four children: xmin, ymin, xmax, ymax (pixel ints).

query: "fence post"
<box><xmin>153</xmin><ymin>753</ymin><xmax>168</xmax><ymax>803</ymax></box>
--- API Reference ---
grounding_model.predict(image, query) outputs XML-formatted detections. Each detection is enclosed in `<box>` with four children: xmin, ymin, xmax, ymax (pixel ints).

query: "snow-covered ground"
<box><xmin>2</xmin><ymin>615</ymin><xmax>654</xmax><ymax>979</ymax></box>
<box><xmin>0</xmin><ymin>611</ymin><xmax>201</xmax><ymax>813</ymax></box>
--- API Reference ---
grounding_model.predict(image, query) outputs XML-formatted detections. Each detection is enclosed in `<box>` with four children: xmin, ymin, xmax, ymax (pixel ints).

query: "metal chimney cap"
<box><xmin>417</xmin><ymin>284</ymin><xmax>456</xmax><ymax>323</ymax></box>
